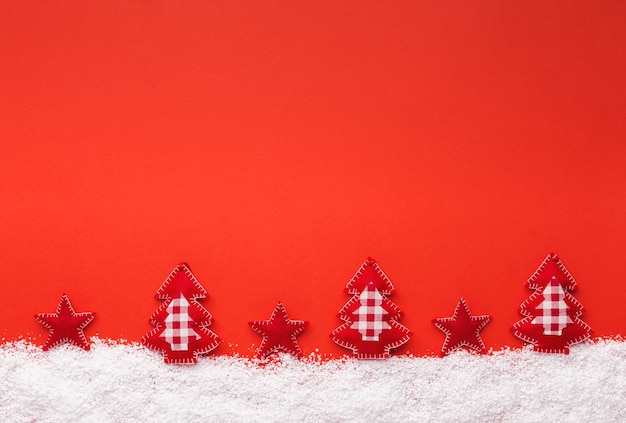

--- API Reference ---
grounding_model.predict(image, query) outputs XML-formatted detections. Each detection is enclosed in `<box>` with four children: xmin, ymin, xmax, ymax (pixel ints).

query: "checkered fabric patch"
<box><xmin>531</xmin><ymin>277</ymin><xmax>573</xmax><ymax>336</ymax></box>
<box><xmin>351</xmin><ymin>283</ymin><xmax>391</xmax><ymax>341</ymax></box>
<box><xmin>160</xmin><ymin>294</ymin><xmax>200</xmax><ymax>351</ymax></box>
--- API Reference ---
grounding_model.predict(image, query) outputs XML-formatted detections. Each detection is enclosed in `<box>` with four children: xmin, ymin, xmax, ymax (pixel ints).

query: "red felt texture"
<box><xmin>142</xmin><ymin>263</ymin><xmax>221</xmax><ymax>364</ymax></box>
<box><xmin>35</xmin><ymin>294</ymin><xmax>95</xmax><ymax>351</ymax></box>
<box><xmin>433</xmin><ymin>298</ymin><xmax>490</xmax><ymax>357</ymax></box>
<box><xmin>331</xmin><ymin>258</ymin><xmax>412</xmax><ymax>359</ymax></box>
<box><xmin>345</xmin><ymin>257</ymin><xmax>395</xmax><ymax>296</ymax></box>
<box><xmin>511</xmin><ymin>254</ymin><xmax>592</xmax><ymax>354</ymax></box>
<box><xmin>249</xmin><ymin>302</ymin><xmax>308</xmax><ymax>359</ymax></box>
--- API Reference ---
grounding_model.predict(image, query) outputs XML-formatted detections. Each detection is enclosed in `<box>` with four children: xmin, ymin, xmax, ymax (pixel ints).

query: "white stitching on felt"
<box><xmin>332</xmin><ymin>258</ymin><xmax>411</xmax><ymax>358</ymax></box>
<box><xmin>346</xmin><ymin>257</ymin><xmax>395</xmax><ymax>296</ymax></box>
<box><xmin>142</xmin><ymin>264</ymin><xmax>220</xmax><ymax>363</ymax></box>
<box><xmin>36</xmin><ymin>295</ymin><xmax>94</xmax><ymax>350</ymax></box>
<box><xmin>528</xmin><ymin>253</ymin><xmax>577</xmax><ymax>291</ymax></box>
<box><xmin>156</xmin><ymin>263</ymin><xmax>208</xmax><ymax>300</ymax></box>
<box><xmin>433</xmin><ymin>298</ymin><xmax>490</xmax><ymax>355</ymax></box>
<box><xmin>513</xmin><ymin>255</ymin><xmax>591</xmax><ymax>353</ymax></box>
<box><xmin>249</xmin><ymin>302</ymin><xmax>307</xmax><ymax>358</ymax></box>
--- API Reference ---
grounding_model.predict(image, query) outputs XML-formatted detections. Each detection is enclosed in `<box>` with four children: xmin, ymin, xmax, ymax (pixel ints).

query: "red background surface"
<box><xmin>1</xmin><ymin>2</ymin><xmax>625</xmax><ymax>357</ymax></box>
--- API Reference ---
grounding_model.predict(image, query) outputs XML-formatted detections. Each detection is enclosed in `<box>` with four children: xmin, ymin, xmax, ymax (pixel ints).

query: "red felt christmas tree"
<box><xmin>330</xmin><ymin>257</ymin><xmax>412</xmax><ymax>359</ymax></box>
<box><xmin>142</xmin><ymin>263</ymin><xmax>221</xmax><ymax>364</ymax></box>
<box><xmin>511</xmin><ymin>253</ymin><xmax>592</xmax><ymax>353</ymax></box>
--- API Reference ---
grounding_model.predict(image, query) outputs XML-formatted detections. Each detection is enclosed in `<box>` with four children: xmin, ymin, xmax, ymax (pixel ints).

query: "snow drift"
<box><xmin>1</xmin><ymin>339</ymin><xmax>625</xmax><ymax>422</ymax></box>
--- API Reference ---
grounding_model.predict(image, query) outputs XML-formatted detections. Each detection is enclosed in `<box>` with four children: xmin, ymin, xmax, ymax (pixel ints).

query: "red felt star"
<box><xmin>249</xmin><ymin>302</ymin><xmax>309</xmax><ymax>359</ymax></box>
<box><xmin>433</xmin><ymin>298</ymin><xmax>490</xmax><ymax>357</ymax></box>
<box><xmin>35</xmin><ymin>294</ymin><xmax>95</xmax><ymax>351</ymax></box>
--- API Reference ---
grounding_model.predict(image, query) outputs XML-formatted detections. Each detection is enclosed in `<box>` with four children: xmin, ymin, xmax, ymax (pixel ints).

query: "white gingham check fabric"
<box><xmin>160</xmin><ymin>294</ymin><xmax>200</xmax><ymax>351</ymax></box>
<box><xmin>351</xmin><ymin>283</ymin><xmax>391</xmax><ymax>341</ymax></box>
<box><xmin>532</xmin><ymin>277</ymin><xmax>573</xmax><ymax>336</ymax></box>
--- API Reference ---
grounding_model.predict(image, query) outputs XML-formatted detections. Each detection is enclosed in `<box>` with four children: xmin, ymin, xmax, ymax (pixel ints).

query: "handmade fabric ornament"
<box><xmin>330</xmin><ymin>257</ymin><xmax>412</xmax><ymax>359</ymax></box>
<box><xmin>249</xmin><ymin>302</ymin><xmax>308</xmax><ymax>359</ymax></box>
<box><xmin>142</xmin><ymin>263</ymin><xmax>221</xmax><ymax>364</ymax></box>
<box><xmin>511</xmin><ymin>253</ymin><xmax>592</xmax><ymax>353</ymax></box>
<box><xmin>433</xmin><ymin>298</ymin><xmax>490</xmax><ymax>356</ymax></box>
<box><xmin>35</xmin><ymin>294</ymin><xmax>95</xmax><ymax>351</ymax></box>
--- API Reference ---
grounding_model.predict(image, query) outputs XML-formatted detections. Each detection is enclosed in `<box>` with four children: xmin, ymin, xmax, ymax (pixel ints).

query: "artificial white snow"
<box><xmin>1</xmin><ymin>339</ymin><xmax>625</xmax><ymax>422</ymax></box>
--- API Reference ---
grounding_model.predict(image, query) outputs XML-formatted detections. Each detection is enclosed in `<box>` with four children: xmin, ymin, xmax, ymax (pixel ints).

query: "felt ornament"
<box><xmin>35</xmin><ymin>294</ymin><xmax>95</xmax><ymax>351</ymax></box>
<box><xmin>249</xmin><ymin>302</ymin><xmax>309</xmax><ymax>359</ymax></box>
<box><xmin>511</xmin><ymin>253</ymin><xmax>592</xmax><ymax>353</ymax></box>
<box><xmin>432</xmin><ymin>298</ymin><xmax>490</xmax><ymax>357</ymax></box>
<box><xmin>330</xmin><ymin>257</ymin><xmax>412</xmax><ymax>359</ymax></box>
<box><xmin>142</xmin><ymin>263</ymin><xmax>221</xmax><ymax>364</ymax></box>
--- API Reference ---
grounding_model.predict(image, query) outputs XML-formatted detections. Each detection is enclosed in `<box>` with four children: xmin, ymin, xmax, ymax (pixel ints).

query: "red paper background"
<box><xmin>1</xmin><ymin>2</ymin><xmax>625</xmax><ymax>357</ymax></box>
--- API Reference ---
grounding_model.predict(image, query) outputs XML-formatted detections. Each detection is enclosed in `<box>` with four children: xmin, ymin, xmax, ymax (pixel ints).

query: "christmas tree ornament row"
<box><xmin>34</xmin><ymin>254</ymin><xmax>592</xmax><ymax>363</ymax></box>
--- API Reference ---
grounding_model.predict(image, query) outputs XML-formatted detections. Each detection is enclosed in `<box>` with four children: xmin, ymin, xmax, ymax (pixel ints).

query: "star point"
<box><xmin>433</xmin><ymin>298</ymin><xmax>490</xmax><ymax>357</ymax></box>
<box><xmin>249</xmin><ymin>302</ymin><xmax>308</xmax><ymax>359</ymax></box>
<box><xmin>35</xmin><ymin>294</ymin><xmax>95</xmax><ymax>351</ymax></box>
